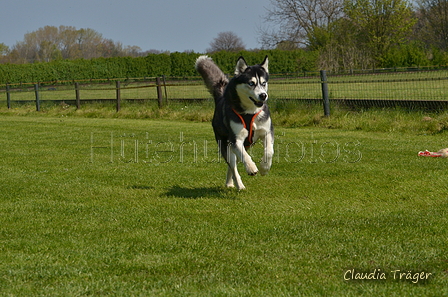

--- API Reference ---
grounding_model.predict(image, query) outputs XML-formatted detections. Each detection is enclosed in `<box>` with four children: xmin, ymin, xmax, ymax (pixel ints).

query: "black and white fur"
<box><xmin>195</xmin><ymin>55</ymin><xmax>274</xmax><ymax>190</ymax></box>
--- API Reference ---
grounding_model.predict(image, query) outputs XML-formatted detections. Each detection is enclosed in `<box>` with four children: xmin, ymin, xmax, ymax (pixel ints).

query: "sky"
<box><xmin>1</xmin><ymin>0</ymin><xmax>273</xmax><ymax>53</ymax></box>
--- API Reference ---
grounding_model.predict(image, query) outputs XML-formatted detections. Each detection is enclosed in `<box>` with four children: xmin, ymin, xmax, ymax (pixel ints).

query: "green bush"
<box><xmin>0</xmin><ymin>50</ymin><xmax>319</xmax><ymax>84</ymax></box>
<box><xmin>205</xmin><ymin>50</ymin><xmax>317</xmax><ymax>74</ymax></box>
<box><xmin>382</xmin><ymin>42</ymin><xmax>430</xmax><ymax>68</ymax></box>
<box><xmin>4</xmin><ymin>46</ymin><xmax>448</xmax><ymax>85</ymax></box>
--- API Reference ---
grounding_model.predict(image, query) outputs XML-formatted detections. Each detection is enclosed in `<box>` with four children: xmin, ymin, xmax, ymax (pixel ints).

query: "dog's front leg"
<box><xmin>230</xmin><ymin>122</ymin><xmax>258</xmax><ymax>175</ymax></box>
<box><xmin>230</xmin><ymin>123</ymin><xmax>258</xmax><ymax>176</ymax></box>
<box><xmin>232</xmin><ymin>140</ymin><xmax>258</xmax><ymax>176</ymax></box>
<box><xmin>259</xmin><ymin>130</ymin><xmax>274</xmax><ymax>175</ymax></box>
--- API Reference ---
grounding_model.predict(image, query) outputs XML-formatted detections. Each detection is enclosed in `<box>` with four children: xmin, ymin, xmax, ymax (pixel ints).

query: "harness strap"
<box><xmin>232</xmin><ymin>108</ymin><xmax>263</xmax><ymax>148</ymax></box>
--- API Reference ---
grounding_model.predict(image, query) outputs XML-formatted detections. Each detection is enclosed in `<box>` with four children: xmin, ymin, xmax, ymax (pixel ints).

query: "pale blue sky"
<box><xmin>1</xmin><ymin>0</ymin><xmax>272</xmax><ymax>53</ymax></box>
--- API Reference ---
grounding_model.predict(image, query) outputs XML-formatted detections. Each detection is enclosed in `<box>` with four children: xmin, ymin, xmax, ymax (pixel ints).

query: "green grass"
<box><xmin>3</xmin><ymin>98</ymin><xmax>448</xmax><ymax>135</ymax></box>
<box><xmin>0</xmin><ymin>115</ymin><xmax>447</xmax><ymax>296</ymax></box>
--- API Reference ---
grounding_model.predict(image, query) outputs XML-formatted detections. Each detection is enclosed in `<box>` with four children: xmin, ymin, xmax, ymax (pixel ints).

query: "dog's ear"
<box><xmin>260</xmin><ymin>55</ymin><xmax>269</xmax><ymax>73</ymax></box>
<box><xmin>235</xmin><ymin>56</ymin><xmax>248</xmax><ymax>76</ymax></box>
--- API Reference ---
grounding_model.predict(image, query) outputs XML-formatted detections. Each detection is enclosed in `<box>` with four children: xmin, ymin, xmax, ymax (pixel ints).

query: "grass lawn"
<box><xmin>0</xmin><ymin>115</ymin><xmax>447</xmax><ymax>296</ymax></box>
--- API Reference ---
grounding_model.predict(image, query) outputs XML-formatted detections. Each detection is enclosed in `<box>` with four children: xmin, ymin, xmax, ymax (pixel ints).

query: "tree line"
<box><xmin>2</xmin><ymin>0</ymin><xmax>448</xmax><ymax>72</ymax></box>
<box><xmin>0</xmin><ymin>26</ymin><xmax>146</xmax><ymax>64</ymax></box>
<box><xmin>260</xmin><ymin>0</ymin><xmax>448</xmax><ymax>70</ymax></box>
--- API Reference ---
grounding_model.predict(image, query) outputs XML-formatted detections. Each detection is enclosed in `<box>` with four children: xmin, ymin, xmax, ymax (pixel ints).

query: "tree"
<box><xmin>124</xmin><ymin>45</ymin><xmax>143</xmax><ymax>57</ymax></box>
<box><xmin>416</xmin><ymin>0</ymin><xmax>448</xmax><ymax>50</ymax></box>
<box><xmin>275</xmin><ymin>40</ymin><xmax>299</xmax><ymax>50</ymax></box>
<box><xmin>207</xmin><ymin>31</ymin><xmax>246</xmax><ymax>52</ymax></box>
<box><xmin>5</xmin><ymin>25</ymin><xmax>144</xmax><ymax>63</ymax></box>
<box><xmin>260</xmin><ymin>0</ymin><xmax>344</xmax><ymax>48</ymax></box>
<box><xmin>0</xmin><ymin>43</ymin><xmax>10</xmax><ymax>63</ymax></box>
<box><xmin>0</xmin><ymin>43</ymin><xmax>10</xmax><ymax>56</ymax></box>
<box><xmin>344</xmin><ymin>0</ymin><xmax>416</xmax><ymax>64</ymax></box>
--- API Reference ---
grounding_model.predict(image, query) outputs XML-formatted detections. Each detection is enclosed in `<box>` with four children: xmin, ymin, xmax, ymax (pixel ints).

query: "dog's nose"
<box><xmin>259</xmin><ymin>93</ymin><xmax>267</xmax><ymax>101</ymax></box>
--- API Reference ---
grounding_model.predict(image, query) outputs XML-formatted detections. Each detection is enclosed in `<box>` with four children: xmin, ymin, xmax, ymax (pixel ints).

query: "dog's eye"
<box><xmin>261</xmin><ymin>82</ymin><xmax>267</xmax><ymax>87</ymax></box>
<box><xmin>248</xmin><ymin>82</ymin><xmax>255</xmax><ymax>86</ymax></box>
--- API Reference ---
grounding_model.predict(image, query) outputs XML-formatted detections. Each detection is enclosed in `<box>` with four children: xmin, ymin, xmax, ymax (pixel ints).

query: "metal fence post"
<box><xmin>75</xmin><ymin>82</ymin><xmax>81</xmax><ymax>109</ymax></box>
<box><xmin>116</xmin><ymin>80</ymin><xmax>121</xmax><ymax>112</ymax></box>
<box><xmin>320</xmin><ymin>70</ymin><xmax>330</xmax><ymax>117</ymax></box>
<box><xmin>6</xmin><ymin>84</ymin><xmax>11</xmax><ymax>109</ymax></box>
<box><xmin>34</xmin><ymin>83</ymin><xmax>40</xmax><ymax>111</ymax></box>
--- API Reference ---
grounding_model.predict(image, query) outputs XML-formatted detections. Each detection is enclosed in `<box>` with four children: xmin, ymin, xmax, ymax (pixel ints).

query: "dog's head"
<box><xmin>234</xmin><ymin>56</ymin><xmax>269</xmax><ymax>111</ymax></box>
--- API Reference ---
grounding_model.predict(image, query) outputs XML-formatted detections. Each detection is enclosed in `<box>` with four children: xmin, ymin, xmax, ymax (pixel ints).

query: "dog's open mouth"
<box><xmin>250</xmin><ymin>97</ymin><xmax>264</xmax><ymax>107</ymax></box>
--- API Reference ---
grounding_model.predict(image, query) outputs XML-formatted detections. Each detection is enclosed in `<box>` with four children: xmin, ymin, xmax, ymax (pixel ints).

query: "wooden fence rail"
<box><xmin>4</xmin><ymin>77</ymin><xmax>167</xmax><ymax>112</ymax></box>
<box><xmin>3</xmin><ymin>71</ymin><xmax>448</xmax><ymax>113</ymax></box>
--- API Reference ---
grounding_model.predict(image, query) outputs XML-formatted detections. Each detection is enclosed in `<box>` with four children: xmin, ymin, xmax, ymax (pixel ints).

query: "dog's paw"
<box><xmin>236</xmin><ymin>184</ymin><xmax>246</xmax><ymax>190</ymax></box>
<box><xmin>259</xmin><ymin>168</ymin><xmax>270</xmax><ymax>176</ymax></box>
<box><xmin>226</xmin><ymin>182</ymin><xmax>245</xmax><ymax>190</ymax></box>
<box><xmin>259</xmin><ymin>164</ymin><xmax>271</xmax><ymax>176</ymax></box>
<box><xmin>229</xmin><ymin>180</ymin><xmax>245</xmax><ymax>190</ymax></box>
<box><xmin>244</xmin><ymin>161</ymin><xmax>258</xmax><ymax>176</ymax></box>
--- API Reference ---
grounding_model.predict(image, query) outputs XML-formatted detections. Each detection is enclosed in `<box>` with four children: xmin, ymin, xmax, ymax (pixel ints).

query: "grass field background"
<box><xmin>0</xmin><ymin>114</ymin><xmax>447</xmax><ymax>296</ymax></box>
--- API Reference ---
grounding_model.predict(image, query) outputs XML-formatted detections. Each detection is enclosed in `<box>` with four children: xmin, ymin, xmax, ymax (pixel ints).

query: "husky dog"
<box><xmin>195</xmin><ymin>55</ymin><xmax>274</xmax><ymax>190</ymax></box>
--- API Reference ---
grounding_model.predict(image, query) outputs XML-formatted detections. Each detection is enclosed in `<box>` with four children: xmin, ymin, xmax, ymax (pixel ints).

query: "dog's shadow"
<box><xmin>164</xmin><ymin>185</ymin><xmax>238</xmax><ymax>200</ymax></box>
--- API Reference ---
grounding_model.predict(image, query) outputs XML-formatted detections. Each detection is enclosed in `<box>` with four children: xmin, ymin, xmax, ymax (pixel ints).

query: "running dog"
<box><xmin>195</xmin><ymin>55</ymin><xmax>274</xmax><ymax>190</ymax></box>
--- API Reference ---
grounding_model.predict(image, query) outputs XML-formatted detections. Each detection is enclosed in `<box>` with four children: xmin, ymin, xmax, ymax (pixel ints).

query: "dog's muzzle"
<box><xmin>250</xmin><ymin>93</ymin><xmax>268</xmax><ymax>107</ymax></box>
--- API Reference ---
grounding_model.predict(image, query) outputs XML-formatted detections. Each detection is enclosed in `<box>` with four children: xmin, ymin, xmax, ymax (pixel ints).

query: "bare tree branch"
<box><xmin>261</xmin><ymin>0</ymin><xmax>344</xmax><ymax>48</ymax></box>
<box><xmin>207</xmin><ymin>31</ymin><xmax>246</xmax><ymax>52</ymax></box>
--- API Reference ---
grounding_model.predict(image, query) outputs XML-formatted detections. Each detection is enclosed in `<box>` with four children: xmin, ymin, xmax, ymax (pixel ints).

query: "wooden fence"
<box><xmin>4</xmin><ymin>78</ymin><xmax>168</xmax><ymax>112</ymax></box>
<box><xmin>2</xmin><ymin>69</ymin><xmax>448</xmax><ymax>113</ymax></box>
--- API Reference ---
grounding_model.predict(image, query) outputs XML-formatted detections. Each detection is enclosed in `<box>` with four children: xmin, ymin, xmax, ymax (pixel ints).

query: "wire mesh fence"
<box><xmin>2</xmin><ymin>68</ymin><xmax>448</xmax><ymax>112</ymax></box>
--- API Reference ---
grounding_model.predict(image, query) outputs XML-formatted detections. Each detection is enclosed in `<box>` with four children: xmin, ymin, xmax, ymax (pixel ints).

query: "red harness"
<box><xmin>232</xmin><ymin>108</ymin><xmax>263</xmax><ymax>148</ymax></box>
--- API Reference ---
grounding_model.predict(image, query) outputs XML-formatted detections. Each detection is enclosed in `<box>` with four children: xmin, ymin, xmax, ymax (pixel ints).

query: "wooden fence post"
<box><xmin>320</xmin><ymin>70</ymin><xmax>330</xmax><ymax>117</ymax></box>
<box><xmin>34</xmin><ymin>83</ymin><xmax>41</xmax><ymax>112</ymax></box>
<box><xmin>6</xmin><ymin>84</ymin><xmax>11</xmax><ymax>109</ymax></box>
<box><xmin>75</xmin><ymin>82</ymin><xmax>81</xmax><ymax>109</ymax></box>
<box><xmin>162</xmin><ymin>75</ymin><xmax>168</xmax><ymax>105</ymax></box>
<box><xmin>156</xmin><ymin>77</ymin><xmax>163</xmax><ymax>108</ymax></box>
<box><xmin>116</xmin><ymin>81</ymin><xmax>121</xmax><ymax>112</ymax></box>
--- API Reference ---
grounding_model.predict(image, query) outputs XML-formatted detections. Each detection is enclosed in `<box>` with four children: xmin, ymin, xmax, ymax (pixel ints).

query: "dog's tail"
<box><xmin>195</xmin><ymin>55</ymin><xmax>228</xmax><ymax>101</ymax></box>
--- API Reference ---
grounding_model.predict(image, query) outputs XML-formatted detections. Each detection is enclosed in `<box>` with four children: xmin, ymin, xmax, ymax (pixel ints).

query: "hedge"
<box><xmin>0</xmin><ymin>50</ymin><xmax>318</xmax><ymax>85</ymax></box>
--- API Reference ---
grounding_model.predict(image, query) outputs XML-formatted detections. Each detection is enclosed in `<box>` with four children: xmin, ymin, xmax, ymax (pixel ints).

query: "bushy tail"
<box><xmin>195</xmin><ymin>55</ymin><xmax>228</xmax><ymax>101</ymax></box>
